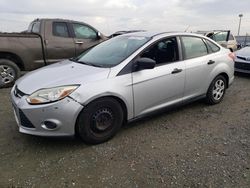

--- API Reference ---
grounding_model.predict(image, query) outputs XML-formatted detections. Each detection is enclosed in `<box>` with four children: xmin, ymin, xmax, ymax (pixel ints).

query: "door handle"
<box><xmin>207</xmin><ymin>60</ymin><xmax>215</xmax><ymax>65</ymax></box>
<box><xmin>171</xmin><ymin>68</ymin><xmax>183</xmax><ymax>74</ymax></box>
<box><xmin>75</xmin><ymin>41</ymin><xmax>84</xmax><ymax>44</ymax></box>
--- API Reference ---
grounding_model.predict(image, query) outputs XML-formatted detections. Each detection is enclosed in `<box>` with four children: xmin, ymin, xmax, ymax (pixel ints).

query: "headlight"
<box><xmin>27</xmin><ymin>85</ymin><xmax>79</xmax><ymax>104</ymax></box>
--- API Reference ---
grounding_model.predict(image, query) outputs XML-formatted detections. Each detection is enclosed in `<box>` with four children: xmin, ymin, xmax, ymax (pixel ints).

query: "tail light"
<box><xmin>228</xmin><ymin>52</ymin><xmax>236</xmax><ymax>61</ymax></box>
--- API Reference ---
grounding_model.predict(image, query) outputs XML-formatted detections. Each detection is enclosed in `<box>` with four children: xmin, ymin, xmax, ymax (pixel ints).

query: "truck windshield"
<box><xmin>76</xmin><ymin>35</ymin><xmax>150</xmax><ymax>68</ymax></box>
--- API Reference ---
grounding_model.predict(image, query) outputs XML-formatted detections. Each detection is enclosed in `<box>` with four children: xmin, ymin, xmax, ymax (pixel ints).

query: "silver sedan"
<box><xmin>11</xmin><ymin>32</ymin><xmax>235</xmax><ymax>144</ymax></box>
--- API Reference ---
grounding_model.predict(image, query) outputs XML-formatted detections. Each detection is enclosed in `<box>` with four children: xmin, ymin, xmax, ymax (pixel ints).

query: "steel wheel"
<box><xmin>76</xmin><ymin>97</ymin><xmax>124</xmax><ymax>144</ymax></box>
<box><xmin>91</xmin><ymin>108</ymin><xmax>114</xmax><ymax>133</ymax></box>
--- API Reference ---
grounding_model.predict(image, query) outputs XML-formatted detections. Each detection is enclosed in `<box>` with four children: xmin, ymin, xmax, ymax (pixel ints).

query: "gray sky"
<box><xmin>0</xmin><ymin>0</ymin><xmax>249</xmax><ymax>35</ymax></box>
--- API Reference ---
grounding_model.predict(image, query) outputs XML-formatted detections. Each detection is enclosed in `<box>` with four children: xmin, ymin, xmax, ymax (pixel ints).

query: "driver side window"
<box><xmin>72</xmin><ymin>23</ymin><xmax>97</xmax><ymax>39</ymax></box>
<box><xmin>141</xmin><ymin>37</ymin><xmax>179</xmax><ymax>65</ymax></box>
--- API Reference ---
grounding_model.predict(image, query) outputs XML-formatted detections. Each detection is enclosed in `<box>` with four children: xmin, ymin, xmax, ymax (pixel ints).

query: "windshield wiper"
<box><xmin>76</xmin><ymin>60</ymin><xmax>103</xmax><ymax>68</ymax></box>
<box><xmin>69</xmin><ymin>57</ymin><xmax>78</xmax><ymax>62</ymax></box>
<box><xmin>69</xmin><ymin>58</ymin><xmax>103</xmax><ymax>67</ymax></box>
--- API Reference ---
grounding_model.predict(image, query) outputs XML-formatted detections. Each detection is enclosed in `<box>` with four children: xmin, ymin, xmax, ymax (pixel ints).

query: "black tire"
<box><xmin>206</xmin><ymin>75</ymin><xmax>227</xmax><ymax>105</ymax></box>
<box><xmin>76</xmin><ymin>97</ymin><xmax>124</xmax><ymax>144</ymax></box>
<box><xmin>0</xmin><ymin>59</ymin><xmax>21</xmax><ymax>88</ymax></box>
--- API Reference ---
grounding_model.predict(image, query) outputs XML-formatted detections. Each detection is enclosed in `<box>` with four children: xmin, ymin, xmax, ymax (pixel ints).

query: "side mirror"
<box><xmin>97</xmin><ymin>32</ymin><xmax>102</xmax><ymax>39</ymax></box>
<box><xmin>135</xmin><ymin>57</ymin><xmax>156</xmax><ymax>71</ymax></box>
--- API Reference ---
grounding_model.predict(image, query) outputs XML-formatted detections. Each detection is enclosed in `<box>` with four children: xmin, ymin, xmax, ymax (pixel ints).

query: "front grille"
<box><xmin>235</xmin><ymin>62</ymin><xmax>250</xmax><ymax>71</ymax></box>
<box><xmin>19</xmin><ymin>109</ymin><xmax>35</xmax><ymax>128</ymax></box>
<box><xmin>14</xmin><ymin>86</ymin><xmax>27</xmax><ymax>98</ymax></box>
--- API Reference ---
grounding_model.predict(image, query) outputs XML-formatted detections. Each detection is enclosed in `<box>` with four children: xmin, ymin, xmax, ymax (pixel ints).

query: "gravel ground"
<box><xmin>0</xmin><ymin>74</ymin><xmax>250</xmax><ymax>188</ymax></box>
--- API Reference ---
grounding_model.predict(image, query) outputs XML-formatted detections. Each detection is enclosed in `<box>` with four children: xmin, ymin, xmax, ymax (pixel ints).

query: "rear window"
<box><xmin>206</xmin><ymin>40</ymin><xmax>220</xmax><ymax>53</ymax></box>
<box><xmin>52</xmin><ymin>22</ymin><xmax>70</xmax><ymax>38</ymax></box>
<box><xmin>28</xmin><ymin>21</ymin><xmax>40</xmax><ymax>33</ymax></box>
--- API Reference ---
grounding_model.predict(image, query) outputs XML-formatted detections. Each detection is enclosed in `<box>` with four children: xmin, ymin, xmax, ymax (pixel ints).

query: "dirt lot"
<box><xmin>0</xmin><ymin>74</ymin><xmax>250</xmax><ymax>188</ymax></box>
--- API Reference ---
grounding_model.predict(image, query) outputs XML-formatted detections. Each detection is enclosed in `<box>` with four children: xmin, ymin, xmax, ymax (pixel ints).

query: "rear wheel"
<box><xmin>76</xmin><ymin>98</ymin><xmax>124</xmax><ymax>144</ymax></box>
<box><xmin>206</xmin><ymin>75</ymin><xmax>226</xmax><ymax>105</ymax></box>
<box><xmin>0</xmin><ymin>59</ymin><xmax>20</xmax><ymax>88</ymax></box>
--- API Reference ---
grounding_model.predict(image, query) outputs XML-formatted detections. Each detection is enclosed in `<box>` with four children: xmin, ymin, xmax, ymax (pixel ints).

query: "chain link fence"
<box><xmin>235</xmin><ymin>35</ymin><xmax>250</xmax><ymax>48</ymax></box>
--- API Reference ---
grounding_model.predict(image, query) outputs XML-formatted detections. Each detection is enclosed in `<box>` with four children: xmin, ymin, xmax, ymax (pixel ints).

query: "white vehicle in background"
<box><xmin>197</xmin><ymin>30</ymin><xmax>238</xmax><ymax>52</ymax></box>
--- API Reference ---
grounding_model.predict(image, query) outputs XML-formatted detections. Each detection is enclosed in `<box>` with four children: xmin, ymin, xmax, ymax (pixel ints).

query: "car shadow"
<box><xmin>123</xmin><ymin>99</ymin><xmax>206</xmax><ymax>129</ymax></box>
<box><xmin>22</xmin><ymin>134</ymin><xmax>84</xmax><ymax>146</ymax></box>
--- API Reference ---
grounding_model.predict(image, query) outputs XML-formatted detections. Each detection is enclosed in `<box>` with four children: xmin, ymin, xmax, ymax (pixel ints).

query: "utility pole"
<box><xmin>237</xmin><ymin>14</ymin><xmax>243</xmax><ymax>36</ymax></box>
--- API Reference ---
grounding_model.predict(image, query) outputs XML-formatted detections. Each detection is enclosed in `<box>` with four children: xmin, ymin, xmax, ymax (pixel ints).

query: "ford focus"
<box><xmin>11</xmin><ymin>32</ymin><xmax>235</xmax><ymax>144</ymax></box>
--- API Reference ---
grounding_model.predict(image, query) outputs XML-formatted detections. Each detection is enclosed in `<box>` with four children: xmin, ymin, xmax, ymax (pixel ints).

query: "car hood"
<box><xmin>16</xmin><ymin>60</ymin><xmax>111</xmax><ymax>94</ymax></box>
<box><xmin>236</xmin><ymin>47</ymin><xmax>250</xmax><ymax>57</ymax></box>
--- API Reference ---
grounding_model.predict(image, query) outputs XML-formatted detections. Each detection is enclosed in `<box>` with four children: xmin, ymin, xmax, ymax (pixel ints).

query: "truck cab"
<box><xmin>28</xmin><ymin>18</ymin><xmax>106</xmax><ymax>65</ymax></box>
<box><xmin>0</xmin><ymin>18</ymin><xmax>106</xmax><ymax>88</ymax></box>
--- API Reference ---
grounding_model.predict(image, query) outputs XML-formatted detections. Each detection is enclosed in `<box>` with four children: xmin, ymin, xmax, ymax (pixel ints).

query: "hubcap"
<box><xmin>92</xmin><ymin>108</ymin><xmax>114</xmax><ymax>132</ymax></box>
<box><xmin>212</xmin><ymin>79</ymin><xmax>225</xmax><ymax>101</ymax></box>
<box><xmin>0</xmin><ymin>65</ymin><xmax>15</xmax><ymax>85</ymax></box>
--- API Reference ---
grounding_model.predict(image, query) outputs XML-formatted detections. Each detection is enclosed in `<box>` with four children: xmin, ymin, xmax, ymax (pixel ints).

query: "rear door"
<box><xmin>71</xmin><ymin>23</ymin><xmax>102</xmax><ymax>55</ymax></box>
<box><xmin>181</xmin><ymin>36</ymin><xmax>219</xmax><ymax>99</ymax></box>
<box><xmin>44</xmin><ymin>21</ymin><xmax>76</xmax><ymax>64</ymax></box>
<box><xmin>132</xmin><ymin>37</ymin><xmax>185</xmax><ymax>117</ymax></box>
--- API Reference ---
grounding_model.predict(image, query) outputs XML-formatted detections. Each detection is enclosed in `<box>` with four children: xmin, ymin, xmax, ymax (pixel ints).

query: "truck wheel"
<box><xmin>0</xmin><ymin>59</ymin><xmax>20</xmax><ymax>88</ymax></box>
<box><xmin>76</xmin><ymin>97</ymin><xmax>124</xmax><ymax>144</ymax></box>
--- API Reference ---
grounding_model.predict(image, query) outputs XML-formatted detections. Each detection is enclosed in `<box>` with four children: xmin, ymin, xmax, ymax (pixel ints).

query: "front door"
<box><xmin>71</xmin><ymin>23</ymin><xmax>102</xmax><ymax>55</ymax></box>
<box><xmin>132</xmin><ymin>37</ymin><xmax>185</xmax><ymax>117</ymax></box>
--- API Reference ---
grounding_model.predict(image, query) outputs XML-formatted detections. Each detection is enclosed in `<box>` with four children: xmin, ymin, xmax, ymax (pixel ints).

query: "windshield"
<box><xmin>76</xmin><ymin>35</ymin><xmax>150</xmax><ymax>67</ymax></box>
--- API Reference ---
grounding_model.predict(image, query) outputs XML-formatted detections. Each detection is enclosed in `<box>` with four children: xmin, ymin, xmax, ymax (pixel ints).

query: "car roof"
<box><xmin>196</xmin><ymin>30</ymin><xmax>231</xmax><ymax>35</ymax></box>
<box><xmin>120</xmin><ymin>31</ymin><xmax>206</xmax><ymax>39</ymax></box>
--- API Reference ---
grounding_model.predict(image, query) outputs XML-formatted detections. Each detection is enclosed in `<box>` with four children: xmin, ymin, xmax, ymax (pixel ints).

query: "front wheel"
<box><xmin>0</xmin><ymin>59</ymin><xmax>21</xmax><ymax>88</ymax></box>
<box><xmin>76</xmin><ymin>98</ymin><xmax>124</xmax><ymax>144</ymax></box>
<box><xmin>206</xmin><ymin>75</ymin><xmax>227</xmax><ymax>105</ymax></box>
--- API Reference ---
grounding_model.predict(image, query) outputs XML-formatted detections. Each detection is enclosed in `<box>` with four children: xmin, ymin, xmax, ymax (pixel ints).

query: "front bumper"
<box><xmin>11</xmin><ymin>86</ymin><xmax>84</xmax><ymax>137</ymax></box>
<box><xmin>235</xmin><ymin>68</ymin><xmax>250</xmax><ymax>74</ymax></box>
<box><xmin>235</xmin><ymin>61</ymin><xmax>250</xmax><ymax>74</ymax></box>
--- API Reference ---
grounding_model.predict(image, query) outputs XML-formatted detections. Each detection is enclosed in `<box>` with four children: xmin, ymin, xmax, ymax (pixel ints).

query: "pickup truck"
<box><xmin>0</xmin><ymin>18</ymin><xmax>106</xmax><ymax>88</ymax></box>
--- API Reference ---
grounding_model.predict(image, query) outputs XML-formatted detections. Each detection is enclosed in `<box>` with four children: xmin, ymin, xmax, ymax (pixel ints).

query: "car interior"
<box><xmin>141</xmin><ymin>37</ymin><xmax>179</xmax><ymax>64</ymax></box>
